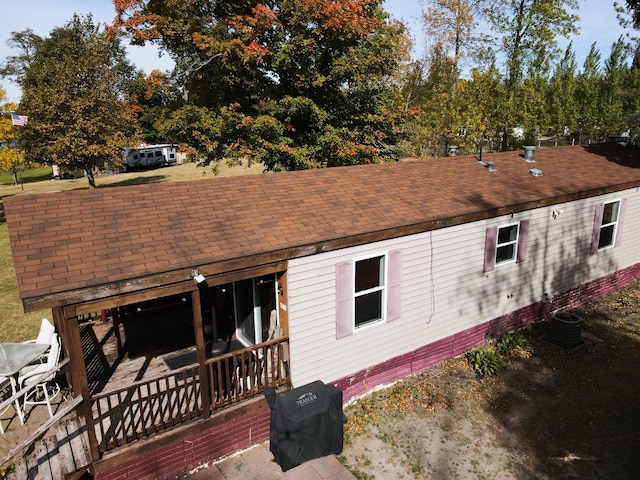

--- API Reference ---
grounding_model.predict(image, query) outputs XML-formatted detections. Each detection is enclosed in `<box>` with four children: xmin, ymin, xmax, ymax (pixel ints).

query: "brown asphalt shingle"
<box><xmin>4</xmin><ymin>143</ymin><xmax>640</xmax><ymax>306</ymax></box>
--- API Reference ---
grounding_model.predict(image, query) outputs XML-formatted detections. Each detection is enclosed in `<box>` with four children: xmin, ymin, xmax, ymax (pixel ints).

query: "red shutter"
<box><xmin>483</xmin><ymin>226</ymin><xmax>498</xmax><ymax>272</ymax></box>
<box><xmin>387</xmin><ymin>249</ymin><xmax>402</xmax><ymax>322</ymax></box>
<box><xmin>614</xmin><ymin>198</ymin><xmax>627</xmax><ymax>247</ymax></box>
<box><xmin>516</xmin><ymin>220</ymin><xmax>530</xmax><ymax>263</ymax></box>
<box><xmin>590</xmin><ymin>203</ymin><xmax>604</xmax><ymax>254</ymax></box>
<box><xmin>335</xmin><ymin>261</ymin><xmax>354</xmax><ymax>338</ymax></box>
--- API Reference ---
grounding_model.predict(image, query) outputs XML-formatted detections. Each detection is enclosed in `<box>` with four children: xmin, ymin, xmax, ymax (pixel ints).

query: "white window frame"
<box><xmin>597</xmin><ymin>199</ymin><xmax>621</xmax><ymax>250</ymax></box>
<box><xmin>353</xmin><ymin>252</ymin><xmax>388</xmax><ymax>330</ymax></box>
<box><xmin>495</xmin><ymin>222</ymin><xmax>520</xmax><ymax>266</ymax></box>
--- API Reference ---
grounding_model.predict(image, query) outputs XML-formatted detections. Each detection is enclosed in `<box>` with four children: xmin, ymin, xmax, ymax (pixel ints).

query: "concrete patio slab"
<box><xmin>187</xmin><ymin>441</ymin><xmax>356</xmax><ymax>480</ymax></box>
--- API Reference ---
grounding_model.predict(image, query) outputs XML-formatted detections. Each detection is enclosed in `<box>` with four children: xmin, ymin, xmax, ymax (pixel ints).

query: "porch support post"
<box><xmin>54</xmin><ymin>306</ymin><xmax>101</xmax><ymax>463</ymax></box>
<box><xmin>192</xmin><ymin>290</ymin><xmax>211</xmax><ymax>419</ymax></box>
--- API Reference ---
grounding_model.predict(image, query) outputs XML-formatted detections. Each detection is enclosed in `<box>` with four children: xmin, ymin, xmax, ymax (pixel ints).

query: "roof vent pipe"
<box><xmin>523</xmin><ymin>145</ymin><xmax>536</xmax><ymax>162</ymax></box>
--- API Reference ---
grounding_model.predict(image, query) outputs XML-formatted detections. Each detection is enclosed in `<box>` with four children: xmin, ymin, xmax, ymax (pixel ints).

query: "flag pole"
<box><xmin>8</xmin><ymin>111</ymin><xmax>27</xmax><ymax>190</ymax></box>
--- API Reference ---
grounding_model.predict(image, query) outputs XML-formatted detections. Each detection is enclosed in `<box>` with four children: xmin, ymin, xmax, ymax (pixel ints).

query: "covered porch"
<box><xmin>52</xmin><ymin>264</ymin><xmax>292</xmax><ymax>464</ymax></box>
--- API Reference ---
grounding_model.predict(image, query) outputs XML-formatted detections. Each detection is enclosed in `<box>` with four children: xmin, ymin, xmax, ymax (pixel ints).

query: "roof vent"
<box><xmin>529</xmin><ymin>168</ymin><xmax>543</xmax><ymax>177</ymax></box>
<box><xmin>523</xmin><ymin>145</ymin><xmax>536</xmax><ymax>163</ymax></box>
<box><xmin>485</xmin><ymin>161</ymin><xmax>497</xmax><ymax>172</ymax></box>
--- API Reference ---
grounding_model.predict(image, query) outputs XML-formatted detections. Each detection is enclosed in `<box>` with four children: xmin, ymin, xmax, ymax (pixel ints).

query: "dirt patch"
<box><xmin>340</xmin><ymin>278</ymin><xmax>640</xmax><ymax>479</ymax></box>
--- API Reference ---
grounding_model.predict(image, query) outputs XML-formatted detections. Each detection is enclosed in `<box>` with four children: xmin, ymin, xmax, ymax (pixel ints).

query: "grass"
<box><xmin>0</xmin><ymin>166</ymin><xmax>52</xmax><ymax>186</ymax></box>
<box><xmin>0</xmin><ymin>222</ymin><xmax>46</xmax><ymax>342</ymax></box>
<box><xmin>0</xmin><ymin>160</ymin><xmax>265</xmax><ymax>342</ymax></box>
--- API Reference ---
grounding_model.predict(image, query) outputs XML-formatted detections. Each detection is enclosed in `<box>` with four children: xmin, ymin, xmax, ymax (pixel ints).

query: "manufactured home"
<box><xmin>3</xmin><ymin>143</ymin><xmax>640</xmax><ymax>479</ymax></box>
<box><xmin>123</xmin><ymin>144</ymin><xmax>178</xmax><ymax>170</ymax></box>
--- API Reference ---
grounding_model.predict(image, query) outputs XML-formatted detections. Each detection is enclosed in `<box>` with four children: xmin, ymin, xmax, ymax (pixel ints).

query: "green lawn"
<box><xmin>0</xmin><ymin>166</ymin><xmax>52</xmax><ymax>185</ymax></box>
<box><xmin>0</xmin><ymin>221</ymin><xmax>46</xmax><ymax>342</ymax></box>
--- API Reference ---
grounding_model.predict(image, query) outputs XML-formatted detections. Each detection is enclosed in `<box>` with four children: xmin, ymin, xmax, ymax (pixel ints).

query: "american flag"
<box><xmin>11</xmin><ymin>113</ymin><xmax>28</xmax><ymax>126</ymax></box>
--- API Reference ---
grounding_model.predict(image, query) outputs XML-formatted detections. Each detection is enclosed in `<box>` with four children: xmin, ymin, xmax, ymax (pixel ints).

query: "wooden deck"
<box><xmin>0</xmin><ymin>408</ymin><xmax>91</xmax><ymax>480</ymax></box>
<box><xmin>83</xmin><ymin>310</ymin><xmax>198</xmax><ymax>395</ymax></box>
<box><xmin>0</xmin><ymin>312</ymin><xmax>290</xmax><ymax>477</ymax></box>
<box><xmin>3</xmin><ymin>416</ymin><xmax>91</xmax><ymax>480</ymax></box>
<box><xmin>81</xmin><ymin>315</ymin><xmax>290</xmax><ymax>455</ymax></box>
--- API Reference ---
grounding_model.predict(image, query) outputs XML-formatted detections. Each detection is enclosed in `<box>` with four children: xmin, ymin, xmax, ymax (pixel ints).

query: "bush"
<box><xmin>465</xmin><ymin>346</ymin><xmax>505</xmax><ymax>377</ymax></box>
<box><xmin>495</xmin><ymin>330</ymin><xmax>532</xmax><ymax>357</ymax></box>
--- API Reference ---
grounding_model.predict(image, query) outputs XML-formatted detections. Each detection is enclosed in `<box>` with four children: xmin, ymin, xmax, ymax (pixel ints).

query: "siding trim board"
<box><xmin>332</xmin><ymin>263</ymin><xmax>640</xmax><ymax>403</ymax></box>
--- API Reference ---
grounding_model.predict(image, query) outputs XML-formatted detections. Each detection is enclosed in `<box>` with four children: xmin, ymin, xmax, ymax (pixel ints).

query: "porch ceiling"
<box><xmin>5</xmin><ymin>143</ymin><xmax>640</xmax><ymax>311</ymax></box>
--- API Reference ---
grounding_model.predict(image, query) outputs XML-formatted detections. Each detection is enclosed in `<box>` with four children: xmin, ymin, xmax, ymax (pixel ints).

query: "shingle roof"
<box><xmin>4</xmin><ymin>143</ymin><xmax>640</xmax><ymax>307</ymax></box>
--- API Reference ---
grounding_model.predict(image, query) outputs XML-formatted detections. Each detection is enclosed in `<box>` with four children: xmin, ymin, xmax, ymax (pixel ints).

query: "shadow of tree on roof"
<box><xmin>97</xmin><ymin>175</ymin><xmax>167</xmax><ymax>188</ymax></box>
<box><xmin>460</xmin><ymin>192</ymin><xmax>504</xmax><ymax>212</ymax></box>
<box><xmin>583</xmin><ymin>143</ymin><xmax>640</xmax><ymax>168</ymax></box>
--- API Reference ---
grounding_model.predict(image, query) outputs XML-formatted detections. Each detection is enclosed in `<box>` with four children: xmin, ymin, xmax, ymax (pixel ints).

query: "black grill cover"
<box><xmin>264</xmin><ymin>380</ymin><xmax>344</xmax><ymax>471</ymax></box>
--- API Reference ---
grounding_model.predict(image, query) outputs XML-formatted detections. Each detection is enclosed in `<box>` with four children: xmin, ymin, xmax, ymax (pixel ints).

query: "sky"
<box><xmin>0</xmin><ymin>0</ymin><xmax>631</xmax><ymax>104</ymax></box>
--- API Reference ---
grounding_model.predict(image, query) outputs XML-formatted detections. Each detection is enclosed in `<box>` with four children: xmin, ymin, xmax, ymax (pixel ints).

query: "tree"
<box><xmin>546</xmin><ymin>42</ymin><xmax>578</xmax><ymax>136</ymax></box>
<box><xmin>455</xmin><ymin>64</ymin><xmax>505</xmax><ymax>152</ymax></box>
<box><xmin>406</xmin><ymin>44</ymin><xmax>458</xmax><ymax>156</ymax></box>
<box><xmin>600</xmin><ymin>37</ymin><xmax>628</xmax><ymax>135</ymax></box>
<box><xmin>421</xmin><ymin>0</ymin><xmax>487</xmax><ymax>79</ymax></box>
<box><xmin>112</xmin><ymin>0</ymin><xmax>411</xmax><ymax>171</ymax></box>
<box><xmin>126</xmin><ymin>70</ymin><xmax>181</xmax><ymax>144</ymax></box>
<box><xmin>18</xmin><ymin>15</ymin><xmax>136</xmax><ymax>187</ymax></box>
<box><xmin>411</xmin><ymin>0</ymin><xmax>487</xmax><ymax>155</ymax></box>
<box><xmin>0</xmin><ymin>29</ymin><xmax>42</xmax><ymax>87</ymax></box>
<box><xmin>575</xmin><ymin>43</ymin><xmax>603</xmax><ymax>138</ymax></box>
<box><xmin>616</xmin><ymin>0</ymin><xmax>640</xmax><ymax>30</ymax></box>
<box><xmin>0</xmin><ymin>88</ymin><xmax>27</xmax><ymax>185</ymax></box>
<box><xmin>483</xmin><ymin>0</ymin><xmax>579</xmax><ymax>149</ymax></box>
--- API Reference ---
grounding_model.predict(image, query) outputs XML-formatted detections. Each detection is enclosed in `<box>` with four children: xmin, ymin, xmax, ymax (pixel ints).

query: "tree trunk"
<box><xmin>87</xmin><ymin>169</ymin><xmax>96</xmax><ymax>188</ymax></box>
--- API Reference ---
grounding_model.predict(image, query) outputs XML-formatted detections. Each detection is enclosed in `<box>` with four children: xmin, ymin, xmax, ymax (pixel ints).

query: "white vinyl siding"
<box><xmin>286</xmin><ymin>190</ymin><xmax>640</xmax><ymax>387</ymax></box>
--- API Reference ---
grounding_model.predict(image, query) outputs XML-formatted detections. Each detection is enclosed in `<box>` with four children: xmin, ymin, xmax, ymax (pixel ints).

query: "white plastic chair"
<box><xmin>18</xmin><ymin>334</ymin><xmax>62</xmax><ymax>418</ymax></box>
<box><xmin>0</xmin><ymin>376</ymin><xmax>10</xmax><ymax>434</ymax></box>
<box><xmin>22</xmin><ymin>318</ymin><xmax>56</xmax><ymax>363</ymax></box>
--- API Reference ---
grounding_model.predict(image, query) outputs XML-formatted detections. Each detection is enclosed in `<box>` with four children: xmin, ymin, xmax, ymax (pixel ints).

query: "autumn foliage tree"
<box><xmin>411</xmin><ymin>0</ymin><xmax>487</xmax><ymax>155</ymax></box>
<box><xmin>484</xmin><ymin>0</ymin><xmax>579</xmax><ymax>148</ymax></box>
<box><xmin>126</xmin><ymin>70</ymin><xmax>180</xmax><ymax>144</ymax></box>
<box><xmin>111</xmin><ymin>0</ymin><xmax>411</xmax><ymax>170</ymax></box>
<box><xmin>18</xmin><ymin>15</ymin><xmax>135</xmax><ymax>187</ymax></box>
<box><xmin>0</xmin><ymin>89</ymin><xmax>27</xmax><ymax>185</ymax></box>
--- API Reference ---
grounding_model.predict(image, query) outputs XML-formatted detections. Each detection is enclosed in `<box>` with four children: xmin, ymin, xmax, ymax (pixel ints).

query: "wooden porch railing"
<box><xmin>91</xmin><ymin>337</ymin><xmax>290</xmax><ymax>454</ymax></box>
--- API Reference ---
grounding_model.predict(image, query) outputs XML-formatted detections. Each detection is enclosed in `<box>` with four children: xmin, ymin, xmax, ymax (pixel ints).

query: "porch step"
<box><xmin>4</xmin><ymin>417</ymin><xmax>91</xmax><ymax>480</ymax></box>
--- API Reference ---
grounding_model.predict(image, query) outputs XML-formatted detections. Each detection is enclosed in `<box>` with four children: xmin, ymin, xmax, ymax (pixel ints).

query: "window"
<box><xmin>496</xmin><ymin>223</ymin><xmax>519</xmax><ymax>264</ymax></box>
<box><xmin>483</xmin><ymin>220</ymin><xmax>529</xmax><ymax>272</ymax></box>
<box><xmin>354</xmin><ymin>255</ymin><xmax>385</xmax><ymax>328</ymax></box>
<box><xmin>591</xmin><ymin>199</ymin><xmax>627</xmax><ymax>254</ymax></box>
<box><xmin>598</xmin><ymin>201</ymin><xmax>619</xmax><ymax>249</ymax></box>
<box><xmin>336</xmin><ymin>250</ymin><xmax>402</xmax><ymax>338</ymax></box>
